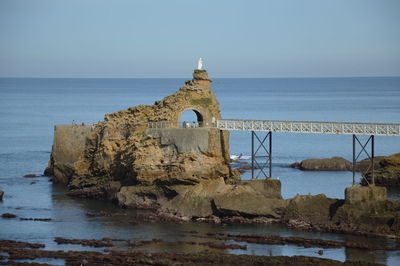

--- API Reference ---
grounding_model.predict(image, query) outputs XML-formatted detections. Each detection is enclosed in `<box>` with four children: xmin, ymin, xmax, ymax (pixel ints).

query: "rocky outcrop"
<box><xmin>282</xmin><ymin>186</ymin><xmax>400</xmax><ymax>238</ymax></box>
<box><xmin>291</xmin><ymin>157</ymin><xmax>351</xmax><ymax>171</ymax></box>
<box><xmin>290</xmin><ymin>156</ymin><xmax>387</xmax><ymax>173</ymax></box>
<box><xmin>362</xmin><ymin>153</ymin><xmax>400</xmax><ymax>187</ymax></box>
<box><xmin>116</xmin><ymin>178</ymin><xmax>283</xmax><ymax>219</ymax></box>
<box><xmin>46</xmin><ymin>69</ymin><xmax>236</xmax><ymax>199</ymax></box>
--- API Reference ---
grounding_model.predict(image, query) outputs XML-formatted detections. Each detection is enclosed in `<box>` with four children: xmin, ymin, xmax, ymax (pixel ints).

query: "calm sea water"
<box><xmin>0</xmin><ymin>77</ymin><xmax>399</xmax><ymax>265</ymax></box>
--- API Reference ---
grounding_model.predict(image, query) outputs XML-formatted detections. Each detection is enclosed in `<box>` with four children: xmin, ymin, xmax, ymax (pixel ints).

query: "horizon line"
<box><xmin>1</xmin><ymin>75</ymin><xmax>400</xmax><ymax>79</ymax></box>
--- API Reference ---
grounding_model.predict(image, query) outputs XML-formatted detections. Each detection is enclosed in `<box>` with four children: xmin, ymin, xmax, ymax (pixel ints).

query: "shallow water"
<box><xmin>0</xmin><ymin>77</ymin><xmax>400</xmax><ymax>265</ymax></box>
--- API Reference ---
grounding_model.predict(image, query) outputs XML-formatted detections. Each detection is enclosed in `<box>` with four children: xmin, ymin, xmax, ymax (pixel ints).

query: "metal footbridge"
<box><xmin>216</xmin><ymin>119</ymin><xmax>400</xmax><ymax>136</ymax></box>
<box><xmin>148</xmin><ymin>119</ymin><xmax>400</xmax><ymax>184</ymax></box>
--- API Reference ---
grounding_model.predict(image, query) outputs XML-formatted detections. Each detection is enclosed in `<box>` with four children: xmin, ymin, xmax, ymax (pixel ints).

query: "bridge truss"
<box><xmin>217</xmin><ymin>119</ymin><xmax>400</xmax><ymax>183</ymax></box>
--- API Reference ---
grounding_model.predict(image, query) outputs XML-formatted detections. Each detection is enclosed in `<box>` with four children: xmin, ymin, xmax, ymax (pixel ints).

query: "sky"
<box><xmin>0</xmin><ymin>0</ymin><xmax>399</xmax><ymax>78</ymax></box>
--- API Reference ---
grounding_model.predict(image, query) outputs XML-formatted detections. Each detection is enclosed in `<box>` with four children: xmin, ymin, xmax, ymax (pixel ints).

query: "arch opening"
<box><xmin>179</xmin><ymin>109</ymin><xmax>204</xmax><ymax>128</ymax></box>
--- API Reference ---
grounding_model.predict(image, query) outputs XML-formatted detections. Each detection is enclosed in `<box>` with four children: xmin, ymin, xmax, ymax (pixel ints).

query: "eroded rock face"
<box><xmin>362</xmin><ymin>153</ymin><xmax>400</xmax><ymax>187</ymax></box>
<box><xmin>46</xmin><ymin>70</ymin><xmax>236</xmax><ymax>198</ymax></box>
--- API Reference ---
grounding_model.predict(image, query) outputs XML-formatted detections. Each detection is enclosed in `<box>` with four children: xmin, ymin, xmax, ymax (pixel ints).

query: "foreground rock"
<box><xmin>362</xmin><ymin>153</ymin><xmax>400</xmax><ymax>187</ymax></box>
<box><xmin>0</xmin><ymin>239</ymin><xmax>383</xmax><ymax>265</ymax></box>
<box><xmin>291</xmin><ymin>157</ymin><xmax>351</xmax><ymax>171</ymax></box>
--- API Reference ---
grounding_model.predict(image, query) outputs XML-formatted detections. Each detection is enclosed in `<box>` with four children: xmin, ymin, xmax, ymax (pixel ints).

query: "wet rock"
<box><xmin>195</xmin><ymin>215</ymin><xmax>221</xmax><ymax>224</ymax></box>
<box><xmin>220</xmin><ymin>216</ymin><xmax>279</xmax><ymax>224</ymax></box>
<box><xmin>54</xmin><ymin>237</ymin><xmax>114</xmax><ymax>247</ymax></box>
<box><xmin>20</xmin><ymin>218</ymin><xmax>52</xmax><ymax>222</ymax></box>
<box><xmin>292</xmin><ymin>157</ymin><xmax>351</xmax><ymax>171</ymax></box>
<box><xmin>212</xmin><ymin>233</ymin><xmax>400</xmax><ymax>251</ymax></box>
<box><xmin>0</xmin><ymin>190</ymin><xmax>3</xmax><ymax>200</ymax></box>
<box><xmin>22</xmin><ymin>174</ymin><xmax>41</xmax><ymax>178</ymax></box>
<box><xmin>0</xmin><ymin>238</ymin><xmax>378</xmax><ymax>265</ymax></box>
<box><xmin>177</xmin><ymin>240</ymin><xmax>247</xmax><ymax>250</ymax></box>
<box><xmin>0</xmin><ymin>239</ymin><xmax>45</xmax><ymax>249</ymax></box>
<box><xmin>126</xmin><ymin>238</ymin><xmax>163</xmax><ymax>247</ymax></box>
<box><xmin>2</xmin><ymin>213</ymin><xmax>17</xmax><ymax>218</ymax></box>
<box><xmin>318</xmin><ymin>250</ymin><xmax>324</xmax><ymax>255</ymax></box>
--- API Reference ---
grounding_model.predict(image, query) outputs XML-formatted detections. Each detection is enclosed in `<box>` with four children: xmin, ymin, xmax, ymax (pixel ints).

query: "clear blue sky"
<box><xmin>0</xmin><ymin>0</ymin><xmax>399</xmax><ymax>78</ymax></box>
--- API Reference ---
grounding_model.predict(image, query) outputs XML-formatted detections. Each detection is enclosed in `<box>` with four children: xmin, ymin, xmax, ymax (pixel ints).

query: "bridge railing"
<box><xmin>216</xmin><ymin>119</ymin><xmax>400</xmax><ymax>136</ymax></box>
<box><xmin>147</xmin><ymin>121</ymin><xmax>214</xmax><ymax>129</ymax></box>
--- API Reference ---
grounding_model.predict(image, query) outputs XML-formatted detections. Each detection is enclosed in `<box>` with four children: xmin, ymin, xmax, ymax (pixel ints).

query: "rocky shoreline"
<box><xmin>41</xmin><ymin>69</ymin><xmax>400</xmax><ymax>248</ymax></box>
<box><xmin>0</xmin><ymin>236</ymin><xmax>388</xmax><ymax>265</ymax></box>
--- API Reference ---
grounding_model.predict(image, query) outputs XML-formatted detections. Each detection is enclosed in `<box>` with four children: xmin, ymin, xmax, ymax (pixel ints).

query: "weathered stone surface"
<box><xmin>117</xmin><ymin>185</ymin><xmax>162</xmax><ymax>210</ymax></box>
<box><xmin>45</xmin><ymin>125</ymin><xmax>92</xmax><ymax>183</ymax></box>
<box><xmin>332</xmin><ymin>199</ymin><xmax>400</xmax><ymax>237</ymax></box>
<box><xmin>161</xmin><ymin>178</ymin><xmax>227</xmax><ymax>217</ymax></box>
<box><xmin>291</xmin><ymin>157</ymin><xmax>351</xmax><ymax>171</ymax></box>
<box><xmin>146</xmin><ymin>128</ymin><xmax>209</xmax><ymax>154</ymax></box>
<box><xmin>213</xmin><ymin>194</ymin><xmax>285</xmax><ymax>218</ymax></box>
<box><xmin>239</xmin><ymin>179</ymin><xmax>282</xmax><ymax>199</ymax></box>
<box><xmin>345</xmin><ymin>185</ymin><xmax>387</xmax><ymax>204</ymax></box>
<box><xmin>362</xmin><ymin>153</ymin><xmax>400</xmax><ymax>187</ymax></box>
<box><xmin>283</xmin><ymin>194</ymin><xmax>340</xmax><ymax>225</ymax></box>
<box><xmin>46</xmin><ymin>70</ymin><xmax>235</xmax><ymax>191</ymax></box>
<box><xmin>355</xmin><ymin>156</ymin><xmax>385</xmax><ymax>173</ymax></box>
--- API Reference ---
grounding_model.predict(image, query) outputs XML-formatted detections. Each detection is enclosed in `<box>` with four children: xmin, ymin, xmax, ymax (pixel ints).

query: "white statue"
<box><xmin>197</xmin><ymin>57</ymin><xmax>203</xmax><ymax>70</ymax></box>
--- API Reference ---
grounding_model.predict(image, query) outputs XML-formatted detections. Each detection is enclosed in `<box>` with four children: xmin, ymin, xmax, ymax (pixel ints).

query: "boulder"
<box><xmin>0</xmin><ymin>190</ymin><xmax>3</xmax><ymax>200</ymax></box>
<box><xmin>292</xmin><ymin>157</ymin><xmax>351</xmax><ymax>171</ymax></box>
<box><xmin>283</xmin><ymin>194</ymin><xmax>340</xmax><ymax>225</ymax></box>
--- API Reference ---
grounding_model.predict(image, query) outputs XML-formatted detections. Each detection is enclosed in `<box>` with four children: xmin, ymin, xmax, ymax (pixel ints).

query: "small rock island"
<box><xmin>45</xmin><ymin>69</ymin><xmax>400</xmax><ymax>238</ymax></box>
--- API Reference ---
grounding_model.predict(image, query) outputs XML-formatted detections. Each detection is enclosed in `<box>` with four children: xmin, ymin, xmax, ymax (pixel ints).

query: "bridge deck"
<box><xmin>147</xmin><ymin>120</ymin><xmax>400</xmax><ymax>136</ymax></box>
<box><xmin>216</xmin><ymin>119</ymin><xmax>400</xmax><ymax>136</ymax></box>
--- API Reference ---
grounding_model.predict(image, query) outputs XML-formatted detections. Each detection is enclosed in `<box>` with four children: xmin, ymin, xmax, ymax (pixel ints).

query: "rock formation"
<box><xmin>362</xmin><ymin>153</ymin><xmax>400</xmax><ymax>187</ymax></box>
<box><xmin>290</xmin><ymin>157</ymin><xmax>351</xmax><ymax>171</ymax></box>
<box><xmin>45</xmin><ymin>69</ymin><xmax>400</xmax><ymax>238</ymax></box>
<box><xmin>46</xmin><ymin>69</ymin><xmax>245</xmax><ymax>208</ymax></box>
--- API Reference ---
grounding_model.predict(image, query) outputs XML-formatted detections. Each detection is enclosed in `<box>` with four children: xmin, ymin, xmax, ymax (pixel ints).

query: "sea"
<box><xmin>0</xmin><ymin>77</ymin><xmax>399</xmax><ymax>265</ymax></box>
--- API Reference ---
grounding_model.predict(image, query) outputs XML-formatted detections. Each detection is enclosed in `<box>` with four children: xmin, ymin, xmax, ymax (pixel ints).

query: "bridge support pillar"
<box><xmin>352</xmin><ymin>135</ymin><xmax>375</xmax><ymax>185</ymax></box>
<box><xmin>251</xmin><ymin>131</ymin><xmax>272</xmax><ymax>179</ymax></box>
